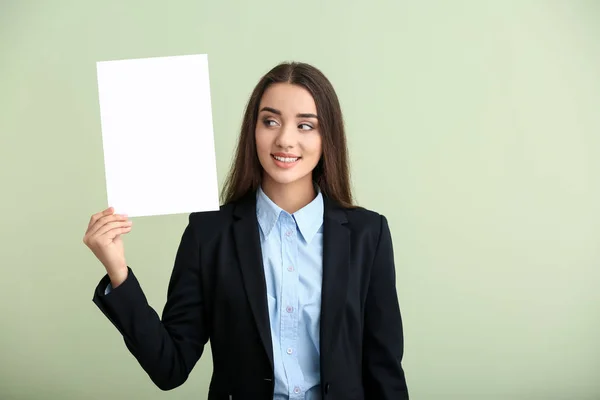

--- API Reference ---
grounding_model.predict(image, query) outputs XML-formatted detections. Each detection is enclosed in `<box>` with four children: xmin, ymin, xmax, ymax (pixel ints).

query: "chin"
<box><xmin>267</xmin><ymin>173</ymin><xmax>303</xmax><ymax>185</ymax></box>
<box><xmin>263</xmin><ymin>168</ymin><xmax>312</xmax><ymax>187</ymax></box>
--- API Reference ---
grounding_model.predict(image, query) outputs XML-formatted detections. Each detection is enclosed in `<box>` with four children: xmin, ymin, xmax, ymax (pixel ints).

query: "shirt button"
<box><xmin>285</xmin><ymin>230</ymin><xmax>293</xmax><ymax>237</ymax></box>
<box><xmin>286</xmin><ymin>306</ymin><xmax>293</xmax><ymax>313</ymax></box>
<box><xmin>286</xmin><ymin>347</ymin><xmax>293</xmax><ymax>355</ymax></box>
<box><xmin>294</xmin><ymin>386</ymin><xmax>301</xmax><ymax>394</ymax></box>
<box><xmin>287</xmin><ymin>266</ymin><xmax>294</xmax><ymax>272</ymax></box>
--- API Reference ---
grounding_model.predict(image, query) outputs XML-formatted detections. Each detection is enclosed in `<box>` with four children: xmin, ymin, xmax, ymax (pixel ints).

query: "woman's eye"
<box><xmin>299</xmin><ymin>123</ymin><xmax>313</xmax><ymax>131</ymax></box>
<box><xmin>263</xmin><ymin>119</ymin><xmax>278</xmax><ymax>127</ymax></box>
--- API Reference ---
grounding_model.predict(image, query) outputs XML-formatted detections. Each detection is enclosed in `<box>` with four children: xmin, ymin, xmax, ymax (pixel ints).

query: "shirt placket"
<box><xmin>279</xmin><ymin>213</ymin><xmax>304</xmax><ymax>399</ymax></box>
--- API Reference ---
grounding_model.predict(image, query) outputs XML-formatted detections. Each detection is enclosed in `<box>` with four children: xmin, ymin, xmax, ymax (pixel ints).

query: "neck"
<box><xmin>261</xmin><ymin>176</ymin><xmax>316</xmax><ymax>214</ymax></box>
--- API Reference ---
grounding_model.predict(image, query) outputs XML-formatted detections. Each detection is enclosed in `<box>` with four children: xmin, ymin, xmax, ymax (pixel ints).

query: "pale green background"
<box><xmin>1</xmin><ymin>0</ymin><xmax>599</xmax><ymax>399</ymax></box>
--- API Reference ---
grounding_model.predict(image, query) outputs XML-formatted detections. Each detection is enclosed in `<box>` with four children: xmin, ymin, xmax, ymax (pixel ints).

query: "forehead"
<box><xmin>259</xmin><ymin>83</ymin><xmax>317</xmax><ymax>113</ymax></box>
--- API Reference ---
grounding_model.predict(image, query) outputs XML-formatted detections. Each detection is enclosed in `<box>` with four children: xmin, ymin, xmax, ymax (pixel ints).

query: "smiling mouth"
<box><xmin>272</xmin><ymin>155</ymin><xmax>301</xmax><ymax>163</ymax></box>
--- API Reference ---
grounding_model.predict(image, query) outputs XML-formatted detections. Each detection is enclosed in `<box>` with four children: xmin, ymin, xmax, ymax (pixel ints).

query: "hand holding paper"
<box><xmin>82</xmin><ymin>207</ymin><xmax>131</xmax><ymax>288</ymax></box>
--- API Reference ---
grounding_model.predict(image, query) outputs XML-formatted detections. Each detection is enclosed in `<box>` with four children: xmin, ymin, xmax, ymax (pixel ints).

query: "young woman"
<box><xmin>83</xmin><ymin>62</ymin><xmax>409</xmax><ymax>399</ymax></box>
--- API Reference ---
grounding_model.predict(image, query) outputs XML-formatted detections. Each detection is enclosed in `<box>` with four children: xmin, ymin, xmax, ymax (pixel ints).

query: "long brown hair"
<box><xmin>220</xmin><ymin>61</ymin><xmax>355</xmax><ymax>208</ymax></box>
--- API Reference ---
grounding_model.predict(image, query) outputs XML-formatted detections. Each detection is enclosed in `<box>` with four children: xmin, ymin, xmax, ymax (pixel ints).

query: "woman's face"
<box><xmin>255</xmin><ymin>83</ymin><xmax>323</xmax><ymax>189</ymax></box>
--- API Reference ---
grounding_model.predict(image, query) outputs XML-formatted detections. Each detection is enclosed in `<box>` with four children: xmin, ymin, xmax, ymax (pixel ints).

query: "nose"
<box><xmin>275</xmin><ymin>123</ymin><xmax>296</xmax><ymax>149</ymax></box>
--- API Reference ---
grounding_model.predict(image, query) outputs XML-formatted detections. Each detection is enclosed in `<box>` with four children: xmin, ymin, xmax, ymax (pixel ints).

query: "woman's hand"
<box><xmin>83</xmin><ymin>207</ymin><xmax>132</xmax><ymax>288</ymax></box>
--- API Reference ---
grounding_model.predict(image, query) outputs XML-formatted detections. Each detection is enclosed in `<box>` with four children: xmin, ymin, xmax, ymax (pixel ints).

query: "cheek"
<box><xmin>304</xmin><ymin>134</ymin><xmax>323</xmax><ymax>158</ymax></box>
<box><xmin>254</xmin><ymin>130</ymin><xmax>268</xmax><ymax>154</ymax></box>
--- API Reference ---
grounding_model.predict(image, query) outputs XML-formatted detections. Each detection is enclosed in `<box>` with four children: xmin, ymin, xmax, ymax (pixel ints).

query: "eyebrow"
<box><xmin>259</xmin><ymin>107</ymin><xmax>319</xmax><ymax>120</ymax></box>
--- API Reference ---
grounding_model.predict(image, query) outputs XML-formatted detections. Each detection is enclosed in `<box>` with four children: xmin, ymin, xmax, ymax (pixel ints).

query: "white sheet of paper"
<box><xmin>96</xmin><ymin>54</ymin><xmax>220</xmax><ymax>217</ymax></box>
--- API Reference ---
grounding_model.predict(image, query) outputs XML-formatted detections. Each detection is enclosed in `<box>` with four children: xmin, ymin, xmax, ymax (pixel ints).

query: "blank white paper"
<box><xmin>96</xmin><ymin>54</ymin><xmax>220</xmax><ymax>217</ymax></box>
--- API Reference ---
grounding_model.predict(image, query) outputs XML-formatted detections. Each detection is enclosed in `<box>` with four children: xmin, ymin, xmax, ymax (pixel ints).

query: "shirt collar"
<box><xmin>256</xmin><ymin>186</ymin><xmax>281</xmax><ymax>239</ymax></box>
<box><xmin>256</xmin><ymin>185</ymin><xmax>324</xmax><ymax>244</ymax></box>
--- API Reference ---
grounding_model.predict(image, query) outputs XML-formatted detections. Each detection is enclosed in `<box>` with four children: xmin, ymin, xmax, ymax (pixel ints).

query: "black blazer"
<box><xmin>92</xmin><ymin>191</ymin><xmax>409</xmax><ymax>399</ymax></box>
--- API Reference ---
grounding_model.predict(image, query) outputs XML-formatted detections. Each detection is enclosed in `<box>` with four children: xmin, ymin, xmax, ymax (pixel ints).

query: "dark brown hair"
<box><xmin>220</xmin><ymin>61</ymin><xmax>355</xmax><ymax>208</ymax></box>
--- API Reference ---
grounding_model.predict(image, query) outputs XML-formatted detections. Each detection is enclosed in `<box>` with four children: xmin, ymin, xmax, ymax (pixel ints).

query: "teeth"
<box><xmin>274</xmin><ymin>156</ymin><xmax>299</xmax><ymax>163</ymax></box>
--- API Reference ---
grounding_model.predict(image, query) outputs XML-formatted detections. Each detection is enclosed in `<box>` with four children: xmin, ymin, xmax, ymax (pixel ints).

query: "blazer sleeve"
<box><xmin>362</xmin><ymin>214</ymin><xmax>409</xmax><ymax>399</ymax></box>
<box><xmin>92</xmin><ymin>215</ymin><xmax>208</xmax><ymax>391</ymax></box>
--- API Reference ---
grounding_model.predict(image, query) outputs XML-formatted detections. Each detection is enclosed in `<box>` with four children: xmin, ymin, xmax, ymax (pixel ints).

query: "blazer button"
<box><xmin>325</xmin><ymin>383</ymin><xmax>331</xmax><ymax>394</ymax></box>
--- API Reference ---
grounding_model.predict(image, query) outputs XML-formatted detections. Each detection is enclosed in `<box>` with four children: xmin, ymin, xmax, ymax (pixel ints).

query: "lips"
<box><xmin>272</xmin><ymin>151</ymin><xmax>300</xmax><ymax>158</ymax></box>
<box><xmin>271</xmin><ymin>153</ymin><xmax>301</xmax><ymax>169</ymax></box>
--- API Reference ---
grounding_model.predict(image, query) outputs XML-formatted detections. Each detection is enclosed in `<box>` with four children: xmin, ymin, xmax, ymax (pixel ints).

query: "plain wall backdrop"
<box><xmin>1</xmin><ymin>1</ymin><xmax>599</xmax><ymax>399</ymax></box>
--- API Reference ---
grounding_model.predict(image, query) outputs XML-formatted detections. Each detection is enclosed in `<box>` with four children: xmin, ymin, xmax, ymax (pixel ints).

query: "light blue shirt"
<box><xmin>105</xmin><ymin>187</ymin><xmax>325</xmax><ymax>399</ymax></box>
<box><xmin>256</xmin><ymin>186</ymin><xmax>324</xmax><ymax>400</ymax></box>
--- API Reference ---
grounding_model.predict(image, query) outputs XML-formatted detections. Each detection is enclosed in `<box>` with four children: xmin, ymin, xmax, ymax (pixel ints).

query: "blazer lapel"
<box><xmin>320</xmin><ymin>197</ymin><xmax>351</xmax><ymax>370</ymax></box>
<box><xmin>232</xmin><ymin>192</ymin><xmax>274</xmax><ymax>369</ymax></box>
